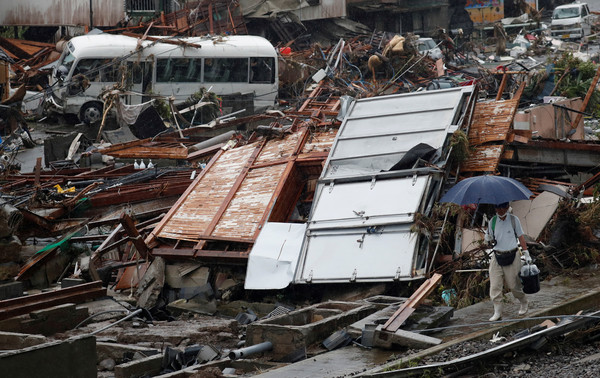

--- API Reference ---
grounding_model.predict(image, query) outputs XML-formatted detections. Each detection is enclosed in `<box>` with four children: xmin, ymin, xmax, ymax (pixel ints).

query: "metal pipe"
<box><xmin>189</xmin><ymin>130</ymin><xmax>236</xmax><ymax>152</ymax></box>
<box><xmin>228</xmin><ymin>341</ymin><xmax>272</xmax><ymax>360</ymax></box>
<box><xmin>90</xmin><ymin>308</ymin><xmax>143</xmax><ymax>335</ymax></box>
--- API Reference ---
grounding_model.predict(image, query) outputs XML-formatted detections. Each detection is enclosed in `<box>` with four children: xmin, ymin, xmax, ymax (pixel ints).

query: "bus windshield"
<box><xmin>56</xmin><ymin>45</ymin><xmax>76</xmax><ymax>79</ymax></box>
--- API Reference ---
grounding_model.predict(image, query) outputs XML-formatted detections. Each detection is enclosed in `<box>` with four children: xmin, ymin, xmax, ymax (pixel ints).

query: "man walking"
<box><xmin>486</xmin><ymin>202</ymin><xmax>532</xmax><ymax>321</ymax></box>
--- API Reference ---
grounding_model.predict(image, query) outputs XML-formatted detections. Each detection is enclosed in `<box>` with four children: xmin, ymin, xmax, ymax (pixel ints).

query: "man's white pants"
<box><xmin>489</xmin><ymin>252</ymin><xmax>526</xmax><ymax>305</ymax></box>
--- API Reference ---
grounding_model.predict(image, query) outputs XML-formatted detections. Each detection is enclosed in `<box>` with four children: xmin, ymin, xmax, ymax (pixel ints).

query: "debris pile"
<box><xmin>3</xmin><ymin>1</ymin><xmax>600</xmax><ymax>376</ymax></box>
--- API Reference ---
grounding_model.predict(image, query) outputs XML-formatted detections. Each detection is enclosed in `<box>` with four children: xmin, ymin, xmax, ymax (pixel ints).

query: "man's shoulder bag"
<box><xmin>491</xmin><ymin>215</ymin><xmax>518</xmax><ymax>266</ymax></box>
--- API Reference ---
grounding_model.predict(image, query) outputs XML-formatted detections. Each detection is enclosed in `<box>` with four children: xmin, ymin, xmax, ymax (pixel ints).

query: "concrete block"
<box><xmin>0</xmin><ymin>335</ymin><xmax>96</xmax><ymax>378</ymax></box>
<box><xmin>165</xmin><ymin>264</ymin><xmax>209</xmax><ymax>288</ymax></box>
<box><xmin>0</xmin><ymin>281</ymin><xmax>23</xmax><ymax>300</ymax></box>
<box><xmin>246</xmin><ymin>301</ymin><xmax>376</xmax><ymax>360</ymax></box>
<box><xmin>114</xmin><ymin>353</ymin><xmax>163</xmax><ymax>378</ymax></box>
<box><xmin>0</xmin><ymin>331</ymin><xmax>47</xmax><ymax>350</ymax></box>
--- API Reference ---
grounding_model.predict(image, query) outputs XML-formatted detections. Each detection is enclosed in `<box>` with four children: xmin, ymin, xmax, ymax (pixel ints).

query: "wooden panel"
<box><xmin>212</xmin><ymin>164</ymin><xmax>287</xmax><ymax>238</ymax></box>
<box><xmin>268</xmin><ymin>164</ymin><xmax>304</xmax><ymax>222</ymax></box>
<box><xmin>460</xmin><ymin>145</ymin><xmax>504</xmax><ymax>172</ymax></box>
<box><xmin>461</xmin><ymin>95</ymin><xmax>520</xmax><ymax>174</ymax></box>
<box><xmin>254</xmin><ymin>131</ymin><xmax>302</xmax><ymax>165</ymax></box>
<box><xmin>467</xmin><ymin>98</ymin><xmax>519</xmax><ymax>146</ymax></box>
<box><xmin>157</xmin><ymin>143</ymin><xmax>256</xmax><ymax>240</ymax></box>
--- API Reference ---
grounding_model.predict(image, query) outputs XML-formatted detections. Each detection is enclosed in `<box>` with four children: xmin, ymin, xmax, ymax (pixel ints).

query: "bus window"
<box><xmin>126</xmin><ymin>62</ymin><xmax>143</xmax><ymax>85</ymax></box>
<box><xmin>74</xmin><ymin>59</ymin><xmax>103</xmax><ymax>81</ymax></box>
<box><xmin>156</xmin><ymin>58</ymin><xmax>201</xmax><ymax>82</ymax></box>
<box><xmin>250</xmin><ymin>57</ymin><xmax>275</xmax><ymax>84</ymax></box>
<box><xmin>203</xmin><ymin>58</ymin><xmax>248</xmax><ymax>83</ymax></box>
<box><xmin>171</xmin><ymin>58</ymin><xmax>191</xmax><ymax>82</ymax></box>
<box><xmin>156</xmin><ymin>58</ymin><xmax>172</xmax><ymax>82</ymax></box>
<box><xmin>185</xmin><ymin>59</ymin><xmax>201</xmax><ymax>82</ymax></box>
<box><xmin>100</xmin><ymin>60</ymin><xmax>121</xmax><ymax>82</ymax></box>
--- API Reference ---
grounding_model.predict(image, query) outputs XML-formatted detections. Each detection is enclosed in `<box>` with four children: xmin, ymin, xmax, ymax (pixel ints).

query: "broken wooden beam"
<box><xmin>382</xmin><ymin>273</ymin><xmax>443</xmax><ymax>332</ymax></box>
<box><xmin>119</xmin><ymin>213</ymin><xmax>150</xmax><ymax>259</ymax></box>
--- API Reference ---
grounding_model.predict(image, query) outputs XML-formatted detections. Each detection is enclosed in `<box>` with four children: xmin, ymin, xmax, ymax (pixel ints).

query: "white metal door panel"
<box><xmin>309</xmin><ymin>176</ymin><xmax>429</xmax><ymax>229</ymax></box>
<box><xmin>339</xmin><ymin>110</ymin><xmax>454</xmax><ymax>139</ymax></box>
<box><xmin>297</xmin><ymin>226</ymin><xmax>417</xmax><ymax>282</ymax></box>
<box><xmin>331</xmin><ymin>132</ymin><xmax>447</xmax><ymax>160</ymax></box>
<box><xmin>348</xmin><ymin>88</ymin><xmax>465</xmax><ymax>120</ymax></box>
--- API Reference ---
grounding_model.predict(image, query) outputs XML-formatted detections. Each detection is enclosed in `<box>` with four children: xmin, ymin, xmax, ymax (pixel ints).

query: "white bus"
<box><xmin>46</xmin><ymin>33</ymin><xmax>279</xmax><ymax>124</ymax></box>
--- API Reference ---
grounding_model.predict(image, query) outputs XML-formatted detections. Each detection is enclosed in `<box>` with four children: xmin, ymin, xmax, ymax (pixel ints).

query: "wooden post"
<box><xmin>120</xmin><ymin>213</ymin><xmax>150</xmax><ymax>259</ymax></box>
<box><xmin>572</xmin><ymin>64</ymin><xmax>600</xmax><ymax>130</ymax></box>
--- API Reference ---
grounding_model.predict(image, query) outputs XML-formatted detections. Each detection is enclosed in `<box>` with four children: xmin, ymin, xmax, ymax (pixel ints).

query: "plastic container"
<box><xmin>520</xmin><ymin>263</ymin><xmax>540</xmax><ymax>294</ymax></box>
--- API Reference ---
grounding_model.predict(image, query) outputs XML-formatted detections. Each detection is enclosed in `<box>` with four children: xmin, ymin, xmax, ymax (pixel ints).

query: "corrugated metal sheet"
<box><xmin>241</xmin><ymin>0</ymin><xmax>346</xmax><ymax>20</ymax></box>
<box><xmin>0</xmin><ymin>0</ymin><xmax>124</xmax><ymax>27</ymax></box>
<box><xmin>461</xmin><ymin>96</ymin><xmax>520</xmax><ymax>173</ymax></box>
<box><xmin>291</xmin><ymin>0</ymin><xmax>347</xmax><ymax>20</ymax></box>
<box><xmin>461</xmin><ymin>145</ymin><xmax>504</xmax><ymax>172</ymax></box>
<box><xmin>254</xmin><ymin>132</ymin><xmax>302</xmax><ymax>165</ymax></box>
<box><xmin>294</xmin><ymin>86</ymin><xmax>476</xmax><ymax>284</ymax></box>
<box><xmin>467</xmin><ymin>98</ymin><xmax>519</xmax><ymax>145</ymax></box>
<box><xmin>153</xmin><ymin>125</ymin><xmax>336</xmax><ymax>245</ymax></box>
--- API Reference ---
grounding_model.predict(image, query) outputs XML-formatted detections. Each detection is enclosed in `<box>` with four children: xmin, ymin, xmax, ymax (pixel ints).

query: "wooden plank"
<box><xmin>382</xmin><ymin>273</ymin><xmax>442</xmax><ymax>332</ymax></box>
<box><xmin>152</xmin><ymin>248</ymin><xmax>196</xmax><ymax>258</ymax></box>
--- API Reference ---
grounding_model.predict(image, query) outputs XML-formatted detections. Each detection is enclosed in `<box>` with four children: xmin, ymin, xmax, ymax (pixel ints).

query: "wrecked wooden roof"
<box><xmin>146</xmin><ymin>85</ymin><xmax>341</xmax><ymax>261</ymax></box>
<box><xmin>460</xmin><ymin>84</ymin><xmax>524</xmax><ymax>174</ymax></box>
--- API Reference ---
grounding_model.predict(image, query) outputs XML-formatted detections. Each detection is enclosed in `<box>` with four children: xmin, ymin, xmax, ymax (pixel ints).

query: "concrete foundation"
<box><xmin>0</xmin><ymin>335</ymin><xmax>96</xmax><ymax>378</ymax></box>
<box><xmin>246</xmin><ymin>301</ymin><xmax>376</xmax><ymax>361</ymax></box>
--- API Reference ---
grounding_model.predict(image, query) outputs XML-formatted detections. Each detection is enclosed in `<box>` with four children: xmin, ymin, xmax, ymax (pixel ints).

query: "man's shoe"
<box><xmin>518</xmin><ymin>300</ymin><xmax>528</xmax><ymax>316</ymax></box>
<box><xmin>489</xmin><ymin>303</ymin><xmax>502</xmax><ymax>321</ymax></box>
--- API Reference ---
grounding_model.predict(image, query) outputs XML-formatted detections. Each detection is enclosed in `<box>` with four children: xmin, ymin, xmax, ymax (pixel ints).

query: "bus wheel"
<box><xmin>79</xmin><ymin>102</ymin><xmax>103</xmax><ymax>125</ymax></box>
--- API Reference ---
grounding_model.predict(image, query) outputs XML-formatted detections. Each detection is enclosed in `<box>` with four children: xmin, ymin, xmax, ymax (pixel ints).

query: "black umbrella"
<box><xmin>440</xmin><ymin>175</ymin><xmax>533</xmax><ymax>206</ymax></box>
